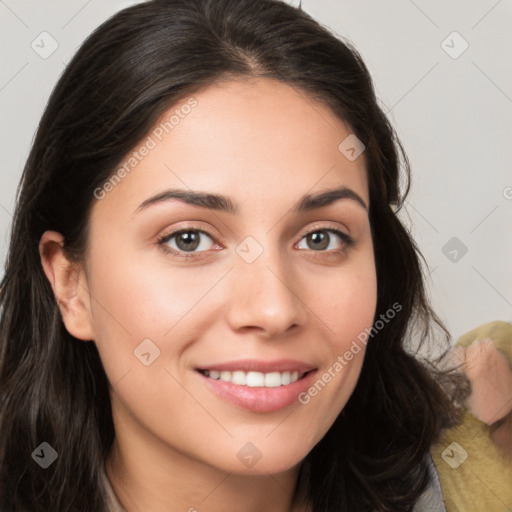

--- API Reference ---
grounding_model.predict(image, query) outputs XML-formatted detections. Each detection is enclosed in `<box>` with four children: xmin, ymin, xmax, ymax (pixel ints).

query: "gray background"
<box><xmin>1</xmin><ymin>0</ymin><xmax>511</xmax><ymax>343</ymax></box>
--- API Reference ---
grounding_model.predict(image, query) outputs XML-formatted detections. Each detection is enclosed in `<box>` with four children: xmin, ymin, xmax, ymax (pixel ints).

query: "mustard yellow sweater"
<box><xmin>431</xmin><ymin>320</ymin><xmax>512</xmax><ymax>512</ymax></box>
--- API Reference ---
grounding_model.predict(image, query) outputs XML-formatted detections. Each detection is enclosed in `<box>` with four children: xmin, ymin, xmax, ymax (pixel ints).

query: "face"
<box><xmin>81</xmin><ymin>77</ymin><xmax>377</xmax><ymax>475</ymax></box>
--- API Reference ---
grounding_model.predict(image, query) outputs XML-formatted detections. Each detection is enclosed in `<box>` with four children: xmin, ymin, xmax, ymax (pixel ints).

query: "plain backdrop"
<box><xmin>1</xmin><ymin>0</ymin><xmax>511</xmax><ymax>344</ymax></box>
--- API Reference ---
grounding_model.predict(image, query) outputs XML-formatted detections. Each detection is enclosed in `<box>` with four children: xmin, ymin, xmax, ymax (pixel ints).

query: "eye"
<box><xmin>158</xmin><ymin>229</ymin><xmax>219</xmax><ymax>257</ymax></box>
<box><xmin>296</xmin><ymin>228</ymin><xmax>353</xmax><ymax>252</ymax></box>
<box><xmin>157</xmin><ymin>226</ymin><xmax>354</xmax><ymax>260</ymax></box>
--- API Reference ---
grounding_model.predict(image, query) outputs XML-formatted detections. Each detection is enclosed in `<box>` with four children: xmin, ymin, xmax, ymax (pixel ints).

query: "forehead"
<box><xmin>91</xmin><ymin>77</ymin><xmax>369</xmax><ymax>220</ymax></box>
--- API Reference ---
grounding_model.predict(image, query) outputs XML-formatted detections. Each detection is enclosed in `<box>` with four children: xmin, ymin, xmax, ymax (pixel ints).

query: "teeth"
<box><xmin>220</xmin><ymin>371</ymin><xmax>231</xmax><ymax>382</ymax></box>
<box><xmin>231</xmin><ymin>371</ymin><xmax>246</xmax><ymax>385</ymax></box>
<box><xmin>264</xmin><ymin>372</ymin><xmax>282</xmax><ymax>387</ymax></box>
<box><xmin>202</xmin><ymin>369</ymin><xmax>302</xmax><ymax>387</ymax></box>
<box><xmin>246</xmin><ymin>371</ymin><xmax>264</xmax><ymax>387</ymax></box>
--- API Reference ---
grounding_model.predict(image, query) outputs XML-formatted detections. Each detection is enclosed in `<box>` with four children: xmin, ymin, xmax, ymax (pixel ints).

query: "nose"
<box><xmin>225</xmin><ymin>243</ymin><xmax>308</xmax><ymax>339</ymax></box>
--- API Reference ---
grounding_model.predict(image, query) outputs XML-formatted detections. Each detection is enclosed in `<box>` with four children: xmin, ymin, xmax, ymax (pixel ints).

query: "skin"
<box><xmin>40</xmin><ymin>77</ymin><xmax>377</xmax><ymax>512</ymax></box>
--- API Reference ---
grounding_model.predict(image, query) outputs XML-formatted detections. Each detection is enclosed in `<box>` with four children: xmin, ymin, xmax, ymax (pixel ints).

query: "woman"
<box><xmin>0</xmin><ymin>0</ymin><xmax>463</xmax><ymax>510</ymax></box>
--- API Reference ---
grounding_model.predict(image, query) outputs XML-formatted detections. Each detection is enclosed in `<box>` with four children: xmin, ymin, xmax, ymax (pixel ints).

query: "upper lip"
<box><xmin>196</xmin><ymin>359</ymin><xmax>316</xmax><ymax>374</ymax></box>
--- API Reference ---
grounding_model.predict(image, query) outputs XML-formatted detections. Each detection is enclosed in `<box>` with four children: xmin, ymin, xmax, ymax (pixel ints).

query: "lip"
<box><xmin>196</xmin><ymin>365</ymin><xmax>318</xmax><ymax>413</ymax></box>
<box><xmin>195</xmin><ymin>358</ymin><xmax>316</xmax><ymax>374</ymax></box>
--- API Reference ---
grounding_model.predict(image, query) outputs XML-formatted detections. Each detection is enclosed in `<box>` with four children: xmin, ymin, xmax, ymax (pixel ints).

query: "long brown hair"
<box><xmin>0</xmin><ymin>1</ymin><xmax>463</xmax><ymax>510</ymax></box>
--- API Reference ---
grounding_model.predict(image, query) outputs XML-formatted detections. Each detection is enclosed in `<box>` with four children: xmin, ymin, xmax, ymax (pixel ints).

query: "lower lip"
<box><xmin>196</xmin><ymin>370</ymin><xmax>318</xmax><ymax>412</ymax></box>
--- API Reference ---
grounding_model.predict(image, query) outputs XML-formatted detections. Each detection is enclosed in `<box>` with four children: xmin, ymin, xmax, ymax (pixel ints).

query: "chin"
<box><xmin>209</xmin><ymin>448</ymin><xmax>307</xmax><ymax>476</ymax></box>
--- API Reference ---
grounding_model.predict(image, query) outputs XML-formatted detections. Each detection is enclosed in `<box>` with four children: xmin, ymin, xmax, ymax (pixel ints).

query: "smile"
<box><xmin>196</xmin><ymin>366</ymin><xmax>317</xmax><ymax>413</ymax></box>
<box><xmin>198</xmin><ymin>369</ymin><xmax>306</xmax><ymax>387</ymax></box>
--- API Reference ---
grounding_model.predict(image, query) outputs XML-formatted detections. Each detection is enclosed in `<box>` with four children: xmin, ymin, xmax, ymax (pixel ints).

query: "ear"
<box><xmin>39</xmin><ymin>231</ymin><xmax>95</xmax><ymax>341</ymax></box>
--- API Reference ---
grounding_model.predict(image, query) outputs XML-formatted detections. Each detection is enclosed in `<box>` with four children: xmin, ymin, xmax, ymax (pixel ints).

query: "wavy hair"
<box><xmin>0</xmin><ymin>0</ymin><xmax>463</xmax><ymax>510</ymax></box>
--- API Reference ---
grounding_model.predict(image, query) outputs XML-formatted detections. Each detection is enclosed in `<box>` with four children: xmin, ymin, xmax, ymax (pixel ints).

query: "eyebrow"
<box><xmin>134</xmin><ymin>185</ymin><xmax>368</xmax><ymax>215</ymax></box>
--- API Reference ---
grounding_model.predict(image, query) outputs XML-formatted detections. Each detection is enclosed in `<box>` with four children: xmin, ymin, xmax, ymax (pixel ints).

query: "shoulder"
<box><xmin>412</xmin><ymin>452</ymin><xmax>447</xmax><ymax>512</ymax></box>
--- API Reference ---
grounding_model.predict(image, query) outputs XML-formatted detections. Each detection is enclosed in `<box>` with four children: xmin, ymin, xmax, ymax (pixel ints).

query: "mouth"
<box><xmin>196</xmin><ymin>368</ymin><xmax>312</xmax><ymax>387</ymax></box>
<box><xmin>194</xmin><ymin>361</ymin><xmax>318</xmax><ymax>413</ymax></box>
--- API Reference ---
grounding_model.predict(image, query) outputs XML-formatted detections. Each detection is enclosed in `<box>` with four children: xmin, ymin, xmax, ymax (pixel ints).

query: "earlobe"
<box><xmin>39</xmin><ymin>231</ymin><xmax>95</xmax><ymax>341</ymax></box>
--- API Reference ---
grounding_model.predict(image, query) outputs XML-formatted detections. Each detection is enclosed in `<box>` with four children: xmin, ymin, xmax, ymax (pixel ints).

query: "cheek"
<box><xmin>85</xmin><ymin>249</ymin><xmax>211</xmax><ymax>432</ymax></box>
<box><xmin>84</xmin><ymin>246</ymin><xmax>212</xmax><ymax>377</ymax></box>
<box><xmin>324</xmin><ymin>259</ymin><xmax>377</xmax><ymax>391</ymax></box>
<box><xmin>297</xmin><ymin>251</ymin><xmax>377</xmax><ymax>411</ymax></box>
<box><xmin>317</xmin><ymin>253</ymin><xmax>378</xmax><ymax>351</ymax></box>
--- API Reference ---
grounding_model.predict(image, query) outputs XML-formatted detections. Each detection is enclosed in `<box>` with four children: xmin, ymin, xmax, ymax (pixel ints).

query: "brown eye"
<box><xmin>159</xmin><ymin>229</ymin><xmax>218</xmax><ymax>255</ymax></box>
<box><xmin>297</xmin><ymin>229</ymin><xmax>353</xmax><ymax>252</ymax></box>
<box><xmin>175</xmin><ymin>231</ymin><xmax>201</xmax><ymax>251</ymax></box>
<box><xmin>305</xmin><ymin>232</ymin><xmax>329</xmax><ymax>251</ymax></box>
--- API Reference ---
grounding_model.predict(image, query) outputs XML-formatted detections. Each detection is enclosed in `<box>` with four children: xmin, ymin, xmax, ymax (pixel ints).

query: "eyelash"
<box><xmin>157</xmin><ymin>226</ymin><xmax>355</xmax><ymax>260</ymax></box>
